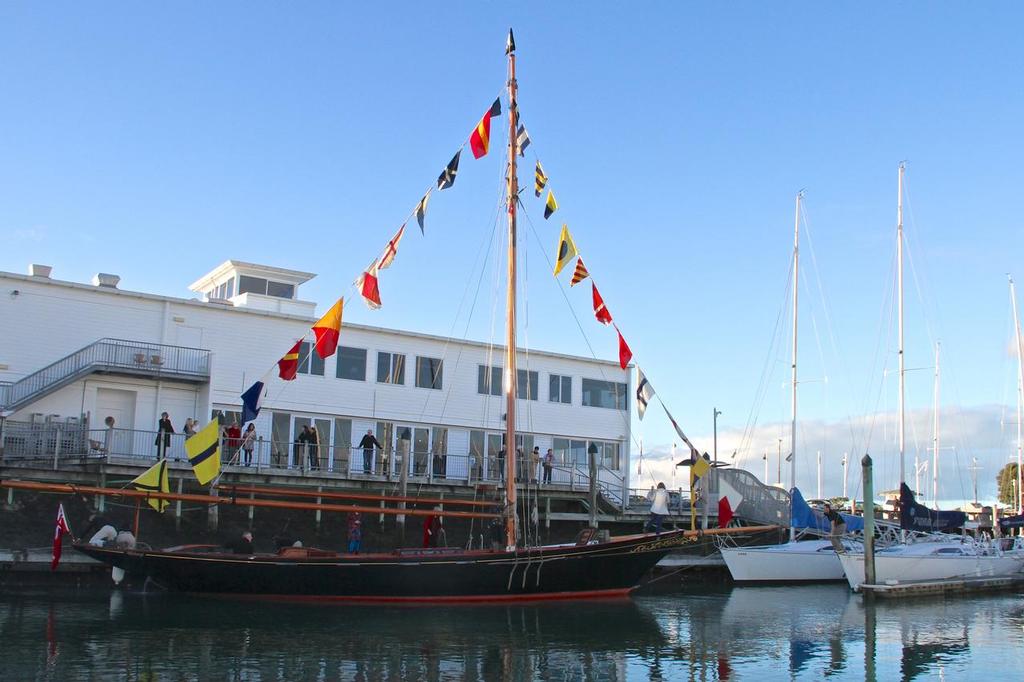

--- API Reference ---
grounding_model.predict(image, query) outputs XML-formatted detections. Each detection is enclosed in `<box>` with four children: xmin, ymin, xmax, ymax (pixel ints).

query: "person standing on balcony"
<box><xmin>224</xmin><ymin>421</ymin><xmax>242</xmax><ymax>464</ymax></box>
<box><xmin>542</xmin><ymin>448</ymin><xmax>554</xmax><ymax>485</ymax></box>
<box><xmin>183</xmin><ymin>418</ymin><xmax>197</xmax><ymax>439</ymax></box>
<box><xmin>358</xmin><ymin>429</ymin><xmax>382</xmax><ymax>474</ymax></box>
<box><xmin>241</xmin><ymin>424</ymin><xmax>256</xmax><ymax>466</ymax></box>
<box><xmin>308</xmin><ymin>425</ymin><xmax>321</xmax><ymax>470</ymax></box>
<box><xmin>529</xmin><ymin>446</ymin><xmax>541</xmax><ymax>483</ymax></box>
<box><xmin>155</xmin><ymin>412</ymin><xmax>174</xmax><ymax>460</ymax></box>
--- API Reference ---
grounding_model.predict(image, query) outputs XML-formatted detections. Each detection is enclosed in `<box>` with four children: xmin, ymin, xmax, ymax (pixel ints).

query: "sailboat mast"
<box><xmin>897</xmin><ymin>162</ymin><xmax>906</xmax><ymax>489</ymax></box>
<box><xmin>789</xmin><ymin>191</ymin><xmax>801</xmax><ymax>542</ymax></box>
<box><xmin>1010</xmin><ymin>276</ymin><xmax>1023</xmax><ymax>515</ymax></box>
<box><xmin>931</xmin><ymin>342</ymin><xmax>940</xmax><ymax>505</ymax></box>
<box><xmin>504</xmin><ymin>32</ymin><xmax>519</xmax><ymax>549</ymax></box>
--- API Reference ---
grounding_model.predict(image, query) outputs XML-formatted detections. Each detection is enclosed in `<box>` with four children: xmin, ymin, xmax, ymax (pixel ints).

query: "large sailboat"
<box><xmin>720</xmin><ymin>193</ymin><xmax>862</xmax><ymax>583</ymax></box>
<box><xmin>73</xmin><ymin>31</ymin><xmax>770</xmax><ymax>601</ymax></box>
<box><xmin>837</xmin><ymin>164</ymin><xmax>1024</xmax><ymax>590</ymax></box>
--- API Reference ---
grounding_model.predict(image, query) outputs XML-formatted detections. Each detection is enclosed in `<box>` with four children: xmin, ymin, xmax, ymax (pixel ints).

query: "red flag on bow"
<box><xmin>355</xmin><ymin>262</ymin><xmax>382</xmax><ymax>310</ymax></box>
<box><xmin>592</xmin><ymin>283</ymin><xmax>613</xmax><ymax>325</ymax></box>
<box><xmin>616</xmin><ymin>327</ymin><xmax>632</xmax><ymax>369</ymax></box>
<box><xmin>51</xmin><ymin>504</ymin><xmax>72</xmax><ymax>571</ymax></box>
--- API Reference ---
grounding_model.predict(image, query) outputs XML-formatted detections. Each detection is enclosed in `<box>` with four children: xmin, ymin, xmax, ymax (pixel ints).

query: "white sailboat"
<box><xmin>721</xmin><ymin>193</ymin><xmax>856</xmax><ymax>583</ymax></box>
<box><xmin>838</xmin><ymin>164</ymin><xmax>1024</xmax><ymax>590</ymax></box>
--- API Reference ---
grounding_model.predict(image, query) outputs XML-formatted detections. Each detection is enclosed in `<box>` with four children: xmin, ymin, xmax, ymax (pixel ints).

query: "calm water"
<box><xmin>2</xmin><ymin>584</ymin><xmax>1023</xmax><ymax>681</ymax></box>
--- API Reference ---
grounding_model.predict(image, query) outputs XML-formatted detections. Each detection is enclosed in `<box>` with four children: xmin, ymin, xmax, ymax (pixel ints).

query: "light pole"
<box><xmin>842</xmin><ymin>452</ymin><xmax>848</xmax><ymax>502</ymax></box>
<box><xmin>713</xmin><ymin>408</ymin><xmax>722</xmax><ymax>465</ymax></box>
<box><xmin>777</xmin><ymin>438</ymin><xmax>782</xmax><ymax>485</ymax></box>
<box><xmin>968</xmin><ymin>457</ymin><xmax>982</xmax><ymax>504</ymax></box>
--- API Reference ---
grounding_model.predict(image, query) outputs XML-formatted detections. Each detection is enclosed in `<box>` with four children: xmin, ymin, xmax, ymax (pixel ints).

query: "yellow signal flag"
<box><xmin>553</xmin><ymin>224</ymin><xmax>578</xmax><ymax>277</ymax></box>
<box><xmin>543</xmin><ymin>190</ymin><xmax>558</xmax><ymax>220</ymax></box>
<box><xmin>131</xmin><ymin>458</ymin><xmax>170</xmax><ymax>512</ymax></box>
<box><xmin>185</xmin><ymin>419</ymin><xmax>222</xmax><ymax>486</ymax></box>
<box><xmin>689</xmin><ymin>455</ymin><xmax>711</xmax><ymax>487</ymax></box>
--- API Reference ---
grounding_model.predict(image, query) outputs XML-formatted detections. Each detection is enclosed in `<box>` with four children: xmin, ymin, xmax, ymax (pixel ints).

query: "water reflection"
<box><xmin>1</xmin><ymin>584</ymin><xmax>1022</xmax><ymax>680</ymax></box>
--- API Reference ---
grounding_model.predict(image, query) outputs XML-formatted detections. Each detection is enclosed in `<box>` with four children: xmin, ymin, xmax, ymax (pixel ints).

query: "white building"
<box><xmin>0</xmin><ymin>261</ymin><xmax>632</xmax><ymax>501</ymax></box>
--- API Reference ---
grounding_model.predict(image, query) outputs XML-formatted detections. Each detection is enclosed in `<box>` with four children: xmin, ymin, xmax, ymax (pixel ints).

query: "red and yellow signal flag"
<box><xmin>312</xmin><ymin>298</ymin><xmax>344</xmax><ymax>359</ymax></box>
<box><xmin>570</xmin><ymin>258</ymin><xmax>589</xmax><ymax>287</ymax></box>
<box><xmin>278</xmin><ymin>340</ymin><xmax>302</xmax><ymax>381</ymax></box>
<box><xmin>470</xmin><ymin>98</ymin><xmax>502</xmax><ymax>159</ymax></box>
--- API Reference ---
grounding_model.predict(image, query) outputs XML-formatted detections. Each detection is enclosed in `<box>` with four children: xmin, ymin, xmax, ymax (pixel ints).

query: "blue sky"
<box><xmin>3</xmin><ymin>3</ymin><xmax>1023</xmax><ymax>502</ymax></box>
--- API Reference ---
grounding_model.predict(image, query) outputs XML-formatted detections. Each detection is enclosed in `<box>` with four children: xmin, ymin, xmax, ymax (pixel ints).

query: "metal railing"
<box><xmin>2</xmin><ymin>423</ymin><xmax>628</xmax><ymax>501</ymax></box>
<box><xmin>0</xmin><ymin>338</ymin><xmax>211</xmax><ymax>412</ymax></box>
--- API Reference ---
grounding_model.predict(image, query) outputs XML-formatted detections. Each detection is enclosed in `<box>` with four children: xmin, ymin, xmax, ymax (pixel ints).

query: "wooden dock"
<box><xmin>859</xmin><ymin>575</ymin><xmax>1024</xmax><ymax>599</ymax></box>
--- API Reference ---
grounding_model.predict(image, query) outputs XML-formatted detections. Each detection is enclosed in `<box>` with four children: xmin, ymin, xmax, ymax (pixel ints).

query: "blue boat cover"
<box><xmin>899</xmin><ymin>483</ymin><xmax>966</xmax><ymax>532</ymax></box>
<box><xmin>790</xmin><ymin>488</ymin><xmax>864</xmax><ymax>532</ymax></box>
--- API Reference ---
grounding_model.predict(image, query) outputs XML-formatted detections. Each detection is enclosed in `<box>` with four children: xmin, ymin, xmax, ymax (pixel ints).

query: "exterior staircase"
<box><xmin>0</xmin><ymin>338</ymin><xmax>211</xmax><ymax>416</ymax></box>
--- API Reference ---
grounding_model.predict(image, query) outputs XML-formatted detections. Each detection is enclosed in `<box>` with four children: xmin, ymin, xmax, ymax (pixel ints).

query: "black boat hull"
<box><xmin>75</xmin><ymin>528</ymin><xmax>738</xmax><ymax>602</ymax></box>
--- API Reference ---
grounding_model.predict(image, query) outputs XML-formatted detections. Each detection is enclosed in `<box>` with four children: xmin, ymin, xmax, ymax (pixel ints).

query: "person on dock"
<box><xmin>645</xmin><ymin>482</ymin><xmax>670</xmax><ymax>535</ymax></box>
<box><xmin>358</xmin><ymin>429</ymin><xmax>382</xmax><ymax>474</ymax></box>
<box><xmin>823</xmin><ymin>503</ymin><xmax>846</xmax><ymax>552</ymax></box>
<box><xmin>347</xmin><ymin>511</ymin><xmax>362</xmax><ymax>553</ymax></box>
<box><xmin>542</xmin><ymin>448</ymin><xmax>554</xmax><ymax>485</ymax></box>
<box><xmin>241</xmin><ymin>423</ymin><xmax>256</xmax><ymax>466</ymax></box>
<box><xmin>229</xmin><ymin>531</ymin><xmax>254</xmax><ymax>554</ymax></box>
<box><xmin>155</xmin><ymin>412</ymin><xmax>174</xmax><ymax>459</ymax></box>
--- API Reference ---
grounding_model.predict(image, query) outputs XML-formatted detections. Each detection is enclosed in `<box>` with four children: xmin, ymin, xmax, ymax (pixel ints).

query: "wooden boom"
<box><xmin>0</xmin><ymin>479</ymin><xmax>500</xmax><ymax>520</ymax></box>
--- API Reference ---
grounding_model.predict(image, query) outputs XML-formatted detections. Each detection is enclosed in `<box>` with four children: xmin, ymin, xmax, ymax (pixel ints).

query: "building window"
<box><xmin>296</xmin><ymin>341</ymin><xmax>325</xmax><ymax>376</ymax></box>
<box><xmin>416</xmin><ymin>356</ymin><xmax>443</xmax><ymax>390</ymax></box>
<box><xmin>238</xmin><ymin>275</ymin><xmax>295</xmax><ymax>299</ymax></box>
<box><xmin>238</xmin><ymin>275</ymin><xmax>266</xmax><ymax>296</ymax></box>
<box><xmin>477</xmin><ymin>365</ymin><xmax>502</xmax><ymax>396</ymax></box>
<box><xmin>591</xmin><ymin>441</ymin><xmax>620</xmax><ymax>469</ymax></box>
<box><xmin>336</xmin><ymin>346</ymin><xmax>367</xmax><ymax>381</ymax></box>
<box><xmin>553</xmin><ymin>437</ymin><xmax>587</xmax><ymax>466</ymax></box>
<box><xmin>549</xmin><ymin>374</ymin><xmax>571</xmax><ymax>404</ymax></box>
<box><xmin>581</xmin><ymin>378</ymin><xmax>626</xmax><ymax>410</ymax></box>
<box><xmin>377</xmin><ymin>352</ymin><xmax>405</xmax><ymax>384</ymax></box>
<box><xmin>266</xmin><ymin>281</ymin><xmax>295</xmax><ymax>299</ymax></box>
<box><xmin>517</xmin><ymin>369</ymin><xmax>538</xmax><ymax>401</ymax></box>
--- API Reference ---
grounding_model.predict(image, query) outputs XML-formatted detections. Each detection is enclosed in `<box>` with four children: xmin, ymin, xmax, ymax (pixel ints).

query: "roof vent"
<box><xmin>92</xmin><ymin>273</ymin><xmax>121</xmax><ymax>288</ymax></box>
<box><xmin>28</xmin><ymin>264</ymin><xmax>52</xmax><ymax>278</ymax></box>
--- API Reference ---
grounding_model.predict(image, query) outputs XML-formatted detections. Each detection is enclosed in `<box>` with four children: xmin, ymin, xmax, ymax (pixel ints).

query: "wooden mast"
<box><xmin>504</xmin><ymin>29</ymin><xmax>519</xmax><ymax>549</ymax></box>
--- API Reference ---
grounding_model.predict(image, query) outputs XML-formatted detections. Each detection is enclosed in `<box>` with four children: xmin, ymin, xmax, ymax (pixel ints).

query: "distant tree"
<box><xmin>996</xmin><ymin>463</ymin><xmax>1019</xmax><ymax>506</ymax></box>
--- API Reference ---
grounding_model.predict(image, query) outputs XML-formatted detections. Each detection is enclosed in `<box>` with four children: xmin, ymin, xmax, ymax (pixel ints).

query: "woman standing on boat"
<box><xmin>646</xmin><ymin>483</ymin><xmax>670</xmax><ymax>535</ymax></box>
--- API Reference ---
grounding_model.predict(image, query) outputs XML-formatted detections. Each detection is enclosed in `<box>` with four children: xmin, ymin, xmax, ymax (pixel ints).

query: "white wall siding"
<box><xmin>0</xmin><ymin>271</ymin><xmax>632</xmax><ymax>482</ymax></box>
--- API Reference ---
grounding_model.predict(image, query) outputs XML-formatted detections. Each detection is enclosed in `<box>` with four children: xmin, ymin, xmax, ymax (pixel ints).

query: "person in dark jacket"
<box><xmin>155</xmin><ymin>412</ymin><xmax>174</xmax><ymax>459</ymax></box>
<box><xmin>358</xmin><ymin>429</ymin><xmax>382</xmax><ymax>474</ymax></box>
<box><xmin>823</xmin><ymin>503</ymin><xmax>847</xmax><ymax>552</ymax></box>
<box><xmin>308</xmin><ymin>425</ymin><xmax>321</xmax><ymax>470</ymax></box>
<box><xmin>294</xmin><ymin>426</ymin><xmax>311</xmax><ymax>469</ymax></box>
